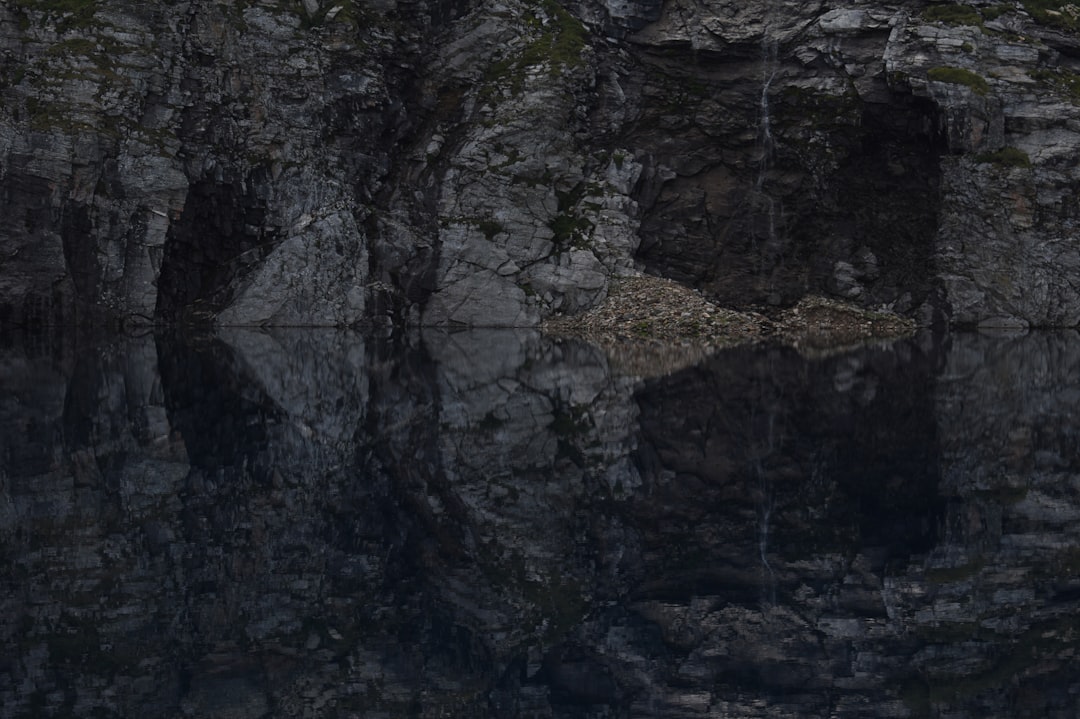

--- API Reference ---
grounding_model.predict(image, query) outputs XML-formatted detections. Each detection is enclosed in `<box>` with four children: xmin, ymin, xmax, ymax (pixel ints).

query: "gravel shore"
<box><xmin>542</xmin><ymin>275</ymin><xmax>916</xmax><ymax>374</ymax></box>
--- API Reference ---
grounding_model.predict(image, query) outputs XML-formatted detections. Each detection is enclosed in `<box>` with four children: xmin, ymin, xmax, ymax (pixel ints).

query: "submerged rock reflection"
<box><xmin>1</xmin><ymin>329</ymin><xmax>1079</xmax><ymax>717</ymax></box>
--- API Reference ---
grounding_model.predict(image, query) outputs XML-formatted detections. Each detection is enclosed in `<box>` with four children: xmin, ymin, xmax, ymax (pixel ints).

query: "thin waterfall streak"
<box><xmin>759</xmin><ymin>501</ymin><xmax>772</xmax><ymax>570</ymax></box>
<box><xmin>753</xmin><ymin>34</ymin><xmax>780</xmax><ymax>264</ymax></box>
<box><xmin>757</xmin><ymin>40</ymin><xmax>778</xmax><ymax>177</ymax></box>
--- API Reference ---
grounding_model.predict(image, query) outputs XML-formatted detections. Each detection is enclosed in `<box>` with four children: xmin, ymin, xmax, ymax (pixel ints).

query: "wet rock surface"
<box><xmin>4</xmin><ymin>328</ymin><xmax>1080</xmax><ymax>717</ymax></box>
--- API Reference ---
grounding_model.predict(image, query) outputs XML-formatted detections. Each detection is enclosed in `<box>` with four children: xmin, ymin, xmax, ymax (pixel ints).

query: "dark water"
<box><xmin>2</xmin><ymin>327</ymin><xmax>1080</xmax><ymax>718</ymax></box>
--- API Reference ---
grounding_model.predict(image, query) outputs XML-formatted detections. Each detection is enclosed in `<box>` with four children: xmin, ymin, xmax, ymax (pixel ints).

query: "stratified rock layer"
<box><xmin>1</xmin><ymin>1</ymin><xmax>1079</xmax><ymax>328</ymax></box>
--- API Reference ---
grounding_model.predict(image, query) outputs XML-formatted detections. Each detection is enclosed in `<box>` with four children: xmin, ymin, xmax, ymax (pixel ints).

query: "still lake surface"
<box><xmin>2</xmin><ymin>327</ymin><xmax>1080</xmax><ymax>718</ymax></box>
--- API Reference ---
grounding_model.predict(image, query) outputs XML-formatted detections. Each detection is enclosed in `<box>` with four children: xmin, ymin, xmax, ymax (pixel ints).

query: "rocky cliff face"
<box><xmin>1</xmin><ymin>0</ymin><xmax>1079</xmax><ymax>328</ymax></box>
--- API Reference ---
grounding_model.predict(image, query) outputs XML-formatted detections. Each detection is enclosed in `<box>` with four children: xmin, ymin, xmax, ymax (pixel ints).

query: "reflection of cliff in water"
<box><xmin>2</xmin><ymin>330</ymin><xmax>1080</xmax><ymax>718</ymax></box>
<box><xmin>631</xmin><ymin>342</ymin><xmax>944</xmax><ymax>598</ymax></box>
<box><xmin>606</xmin><ymin>340</ymin><xmax>945</xmax><ymax>716</ymax></box>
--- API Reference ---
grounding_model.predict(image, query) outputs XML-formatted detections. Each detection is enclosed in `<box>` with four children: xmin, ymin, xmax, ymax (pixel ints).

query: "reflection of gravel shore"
<box><xmin>542</xmin><ymin>275</ymin><xmax>916</xmax><ymax>360</ymax></box>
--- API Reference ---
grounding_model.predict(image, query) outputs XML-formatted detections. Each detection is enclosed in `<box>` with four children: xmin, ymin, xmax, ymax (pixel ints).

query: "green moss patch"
<box><xmin>482</xmin><ymin>0</ymin><xmax>587</xmax><ymax>100</ymax></box>
<box><xmin>1022</xmin><ymin>0</ymin><xmax>1080</xmax><ymax>32</ymax></box>
<box><xmin>12</xmin><ymin>0</ymin><xmax>96</xmax><ymax>14</ymax></box>
<box><xmin>547</xmin><ymin>181</ymin><xmax>596</xmax><ymax>248</ymax></box>
<box><xmin>523</xmin><ymin>0</ymin><xmax>587</xmax><ymax>75</ymax></box>
<box><xmin>12</xmin><ymin>0</ymin><xmax>98</xmax><ymax>30</ymax></box>
<box><xmin>928</xmin><ymin>66</ymin><xmax>990</xmax><ymax>94</ymax></box>
<box><xmin>982</xmin><ymin>4</ymin><xmax>1014</xmax><ymax>21</ymax></box>
<box><xmin>1030</xmin><ymin>67</ymin><xmax>1080</xmax><ymax>103</ymax></box>
<box><xmin>475</xmin><ymin>219</ymin><xmax>504</xmax><ymax>240</ymax></box>
<box><xmin>975</xmin><ymin>146</ymin><xmax>1032</xmax><ymax>167</ymax></box>
<box><xmin>548</xmin><ymin>212</ymin><xmax>593</xmax><ymax>247</ymax></box>
<box><xmin>921</xmin><ymin>3</ymin><xmax>1019</xmax><ymax>29</ymax></box>
<box><xmin>923</xmin><ymin>4</ymin><xmax>984</xmax><ymax>25</ymax></box>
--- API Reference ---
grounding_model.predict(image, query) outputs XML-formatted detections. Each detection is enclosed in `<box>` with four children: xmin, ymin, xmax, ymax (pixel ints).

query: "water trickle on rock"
<box><xmin>753</xmin><ymin>28</ymin><xmax>783</xmax><ymax>301</ymax></box>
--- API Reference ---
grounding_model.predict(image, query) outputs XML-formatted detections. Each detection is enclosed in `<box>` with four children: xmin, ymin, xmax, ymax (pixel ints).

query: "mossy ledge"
<box><xmin>1022</xmin><ymin>0</ymin><xmax>1080</xmax><ymax>32</ymax></box>
<box><xmin>922</xmin><ymin>4</ymin><xmax>984</xmax><ymax>26</ymax></box>
<box><xmin>928</xmin><ymin>66</ymin><xmax>991</xmax><ymax>95</ymax></box>
<box><xmin>975</xmin><ymin>146</ymin><xmax>1032</xmax><ymax>168</ymax></box>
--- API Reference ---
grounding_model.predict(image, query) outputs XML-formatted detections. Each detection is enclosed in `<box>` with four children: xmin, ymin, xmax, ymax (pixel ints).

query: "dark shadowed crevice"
<box><xmin>0</xmin><ymin>172</ymin><xmax>79</xmax><ymax>328</ymax></box>
<box><xmin>154</xmin><ymin>174</ymin><xmax>279</xmax><ymax>325</ymax></box>
<box><xmin>633</xmin><ymin>68</ymin><xmax>948</xmax><ymax>316</ymax></box>
<box><xmin>60</xmin><ymin>203</ymin><xmax>97</xmax><ymax>303</ymax></box>
<box><xmin>427</xmin><ymin>0</ymin><xmax>472</xmax><ymax>27</ymax></box>
<box><xmin>788</xmin><ymin>93</ymin><xmax>948</xmax><ymax>313</ymax></box>
<box><xmin>722</xmin><ymin>89</ymin><xmax>944</xmax><ymax>311</ymax></box>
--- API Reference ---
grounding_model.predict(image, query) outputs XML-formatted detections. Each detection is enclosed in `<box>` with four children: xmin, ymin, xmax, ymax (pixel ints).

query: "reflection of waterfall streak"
<box><xmin>759</xmin><ymin>490</ymin><xmax>774</xmax><ymax>574</ymax></box>
<box><xmin>754</xmin><ymin>397</ymin><xmax>778</xmax><ymax>607</ymax></box>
